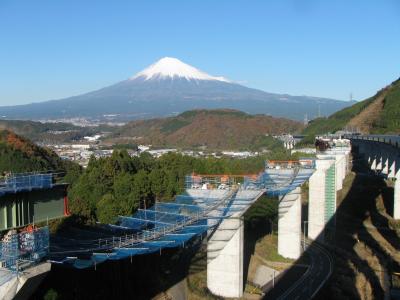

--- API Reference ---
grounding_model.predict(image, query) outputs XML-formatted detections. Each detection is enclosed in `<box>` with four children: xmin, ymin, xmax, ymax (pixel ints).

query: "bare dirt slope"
<box><xmin>347</xmin><ymin>92</ymin><xmax>385</xmax><ymax>133</ymax></box>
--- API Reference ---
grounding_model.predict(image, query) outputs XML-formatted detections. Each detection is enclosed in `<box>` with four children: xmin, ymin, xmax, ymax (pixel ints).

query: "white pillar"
<box><xmin>394</xmin><ymin>173</ymin><xmax>400</xmax><ymax>220</ymax></box>
<box><xmin>389</xmin><ymin>160</ymin><xmax>396</xmax><ymax>179</ymax></box>
<box><xmin>371</xmin><ymin>156</ymin><xmax>377</xmax><ymax>170</ymax></box>
<box><xmin>376</xmin><ymin>152</ymin><xmax>383</xmax><ymax>171</ymax></box>
<box><xmin>278</xmin><ymin>187</ymin><xmax>301</xmax><ymax>259</ymax></box>
<box><xmin>345</xmin><ymin>150</ymin><xmax>351</xmax><ymax>175</ymax></box>
<box><xmin>308</xmin><ymin>159</ymin><xmax>335</xmax><ymax>241</ymax></box>
<box><xmin>342</xmin><ymin>153</ymin><xmax>346</xmax><ymax>179</ymax></box>
<box><xmin>335</xmin><ymin>154</ymin><xmax>345</xmax><ymax>191</ymax></box>
<box><xmin>382</xmin><ymin>154</ymin><xmax>390</xmax><ymax>175</ymax></box>
<box><xmin>207</xmin><ymin>216</ymin><xmax>244</xmax><ymax>298</ymax></box>
<box><xmin>367</xmin><ymin>150</ymin><xmax>372</xmax><ymax>165</ymax></box>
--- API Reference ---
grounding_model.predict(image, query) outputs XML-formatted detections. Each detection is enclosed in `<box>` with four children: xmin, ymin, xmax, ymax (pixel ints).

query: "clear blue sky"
<box><xmin>0</xmin><ymin>0</ymin><xmax>399</xmax><ymax>106</ymax></box>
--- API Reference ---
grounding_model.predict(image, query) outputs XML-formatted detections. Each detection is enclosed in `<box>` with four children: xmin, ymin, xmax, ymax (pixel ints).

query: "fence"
<box><xmin>0</xmin><ymin>173</ymin><xmax>53</xmax><ymax>196</ymax></box>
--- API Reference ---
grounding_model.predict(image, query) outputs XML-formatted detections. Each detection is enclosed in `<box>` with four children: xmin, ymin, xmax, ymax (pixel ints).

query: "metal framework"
<box><xmin>0</xmin><ymin>173</ymin><xmax>55</xmax><ymax>197</ymax></box>
<box><xmin>0</xmin><ymin>226</ymin><xmax>49</xmax><ymax>271</ymax></box>
<box><xmin>47</xmin><ymin>163</ymin><xmax>317</xmax><ymax>269</ymax></box>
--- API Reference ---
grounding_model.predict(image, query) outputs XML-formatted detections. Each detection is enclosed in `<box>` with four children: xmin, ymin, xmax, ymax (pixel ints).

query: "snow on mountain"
<box><xmin>131</xmin><ymin>57</ymin><xmax>230</xmax><ymax>82</ymax></box>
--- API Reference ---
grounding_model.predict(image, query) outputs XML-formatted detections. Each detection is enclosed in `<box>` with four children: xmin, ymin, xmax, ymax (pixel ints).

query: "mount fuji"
<box><xmin>0</xmin><ymin>57</ymin><xmax>353</xmax><ymax>122</ymax></box>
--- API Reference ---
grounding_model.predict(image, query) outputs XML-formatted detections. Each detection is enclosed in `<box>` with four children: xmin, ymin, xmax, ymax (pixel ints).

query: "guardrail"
<box><xmin>345</xmin><ymin>134</ymin><xmax>400</xmax><ymax>149</ymax></box>
<box><xmin>0</xmin><ymin>173</ymin><xmax>54</xmax><ymax>195</ymax></box>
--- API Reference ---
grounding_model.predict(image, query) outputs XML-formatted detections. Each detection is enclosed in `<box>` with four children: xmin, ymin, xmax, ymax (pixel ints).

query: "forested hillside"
<box><xmin>68</xmin><ymin>150</ymin><xmax>297</xmax><ymax>224</ymax></box>
<box><xmin>0</xmin><ymin>129</ymin><xmax>80</xmax><ymax>175</ymax></box>
<box><xmin>110</xmin><ymin>109</ymin><xmax>302</xmax><ymax>150</ymax></box>
<box><xmin>302</xmin><ymin>77</ymin><xmax>400</xmax><ymax>142</ymax></box>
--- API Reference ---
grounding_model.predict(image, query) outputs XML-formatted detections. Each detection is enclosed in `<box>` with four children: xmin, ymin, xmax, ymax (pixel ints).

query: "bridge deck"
<box><xmin>47</xmin><ymin>167</ymin><xmax>316</xmax><ymax>269</ymax></box>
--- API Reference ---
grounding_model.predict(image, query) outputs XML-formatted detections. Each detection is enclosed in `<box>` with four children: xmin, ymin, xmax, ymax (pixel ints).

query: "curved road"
<box><xmin>264</xmin><ymin>241</ymin><xmax>333</xmax><ymax>299</ymax></box>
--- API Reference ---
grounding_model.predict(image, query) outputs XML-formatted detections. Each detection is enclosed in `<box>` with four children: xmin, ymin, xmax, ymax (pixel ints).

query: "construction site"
<box><xmin>0</xmin><ymin>141</ymin><xmax>360</xmax><ymax>299</ymax></box>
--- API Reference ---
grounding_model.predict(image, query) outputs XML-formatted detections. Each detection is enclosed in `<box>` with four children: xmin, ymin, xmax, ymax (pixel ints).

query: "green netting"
<box><xmin>324</xmin><ymin>164</ymin><xmax>336</xmax><ymax>226</ymax></box>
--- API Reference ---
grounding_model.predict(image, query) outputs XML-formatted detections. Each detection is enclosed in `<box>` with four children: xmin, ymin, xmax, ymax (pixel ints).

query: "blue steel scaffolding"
<box><xmin>0</xmin><ymin>227</ymin><xmax>49</xmax><ymax>271</ymax></box>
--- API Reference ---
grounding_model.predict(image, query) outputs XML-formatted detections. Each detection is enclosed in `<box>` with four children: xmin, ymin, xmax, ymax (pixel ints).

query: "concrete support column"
<box><xmin>389</xmin><ymin>159</ymin><xmax>397</xmax><ymax>179</ymax></box>
<box><xmin>207</xmin><ymin>216</ymin><xmax>244</xmax><ymax>298</ymax></box>
<box><xmin>345</xmin><ymin>151</ymin><xmax>351</xmax><ymax>175</ymax></box>
<box><xmin>11</xmin><ymin>201</ymin><xmax>17</xmax><ymax>228</ymax></box>
<box><xmin>394</xmin><ymin>173</ymin><xmax>400</xmax><ymax>220</ymax></box>
<box><xmin>371</xmin><ymin>156</ymin><xmax>377</xmax><ymax>171</ymax></box>
<box><xmin>376</xmin><ymin>148</ymin><xmax>383</xmax><ymax>171</ymax></box>
<box><xmin>278</xmin><ymin>187</ymin><xmax>301</xmax><ymax>259</ymax></box>
<box><xmin>1</xmin><ymin>205</ymin><xmax>7</xmax><ymax>230</ymax></box>
<box><xmin>0</xmin><ymin>262</ymin><xmax>51</xmax><ymax>300</ymax></box>
<box><xmin>368</xmin><ymin>143</ymin><xmax>379</xmax><ymax>171</ymax></box>
<box><xmin>384</xmin><ymin>155</ymin><xmax>390</xmax><ymax>175</ymax></box>
<box><xmin>308</xmin><ymin>159</ymin><xmax>335</xmax><ymax>241</ymax></box>
<box><xmin>335</xmin><ymin>154</ymin><xmax>345</xmax><ymax>191</ymax></box>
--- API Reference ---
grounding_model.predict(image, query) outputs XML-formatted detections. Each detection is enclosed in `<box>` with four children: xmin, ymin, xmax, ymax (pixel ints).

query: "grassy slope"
<box><xmin>302</xmin><ymin>78</ymin><xmax>400</xmax><ymax>142</ymax></box>
<box><xmin>372</xmin><ymin>78</ymin><xmax>400</xmax><ymax>133</ymax></box>
<box><xmin>112</xmin><ymin>109</ymin><xmax>303</xmax><ymax>150</ymax></box>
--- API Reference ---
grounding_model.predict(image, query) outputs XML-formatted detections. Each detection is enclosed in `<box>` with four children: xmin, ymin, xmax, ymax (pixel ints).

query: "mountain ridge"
<box><xmin>0</xmin><ymin>57</ymin><xmax>353</xmax><ymax>122</ymax></box>
<box><xmin>109</xmin><ymin>108</ymin><xmax>303</xmax><ymax>150</ymax></box>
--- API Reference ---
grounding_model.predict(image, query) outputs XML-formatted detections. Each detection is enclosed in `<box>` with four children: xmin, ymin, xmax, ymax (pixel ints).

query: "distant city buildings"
<box><xmin>273</xmin><ymin>134</ymin><xmax>305</xmax><ymax>150</ymax></box>
<box><xmin>46</xmin><ymin>138</ymin><xmax>264</xmax><ymax>167</ymax></box>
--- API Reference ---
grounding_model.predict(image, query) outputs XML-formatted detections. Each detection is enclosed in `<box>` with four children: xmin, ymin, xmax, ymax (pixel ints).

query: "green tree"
<box><xmin>96</xmin><ymin>194</ymin><xmax>121</xmax><ymax>224</ymax></box>
<box><xmin>129</xmin><ymin>170</ymin><xmax>153</xmax><ymax>210</ymax></box>
<box><xmin>43</xmin><ymin>289</ymin><xmax>58</xmax><ymax>300</ymax></box>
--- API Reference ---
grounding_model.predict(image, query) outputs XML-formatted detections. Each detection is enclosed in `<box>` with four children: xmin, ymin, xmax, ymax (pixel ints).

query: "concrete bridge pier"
<box><xmin>0</xmin><ymin>262</ymin><xmax>51</xmax><ymax>300</ymax></box>
<box><xmin>354</xmin><ymin>139</ymin><xmax>400</xmax><ymax>220</ymax></box>
<box><xmin>207</xmin><ymin>215</ymin><xmax>244</xmax><ymax>298</ymax></box>
<box><xmin>382</xmin><ymin>153</ymin><xmax>390</xmax><ymax>176</ymax></box>
<box><xmin>335</xmin><ymin>154</ymin><xmax>346</xmax><ymax>191</ymax></box>
<box><xmin>394</xmin><ymin>171</ymin><xmax>400</xmax><ymax>220</ymax></box>
<box><xmin>278</xmin><ymin>187</ymin><xmax>302</xmax><ymax>259</ymax></box>
<box><xmin>376</xmin><ymin>151</ymin><xmax>383</xmax><ymax>171</ymax></box>
<box><xmin>366</xmin><ymin>143</ymin><xmax>378</xmax><ymax>171</ymax></box>
<box><xmin>379</xmin><ymin>146</ymin><xmax>392</xmax><ymax>176</ymax></box>
<box><xmin>389</xmin><ymin>158</ymin><xmax>397</xmax><ymax>179</ymax></box>
<box><xmin>370</xmin><ymin>154</ymin><xmax>377</xmax><ymax>171</ymax></box>
<box><xmin>344</xmin><ymin>151</ymin><xmax>350</xmax><ymax>175</ymax></box>
<box><xmin>384</xmin><ymin>145</ymin><xmax>400</xmax><ymax>177</ymax></box>
<box><xmin>308</xmin><ymin>159</ymin><xmax>336</xmax><ymax>242</ymax></box>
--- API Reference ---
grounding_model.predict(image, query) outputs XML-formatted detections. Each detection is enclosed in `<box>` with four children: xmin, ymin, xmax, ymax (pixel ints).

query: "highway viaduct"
<box><xmin>205</xmin><ymin>143</ymin><xmax>352</xmax><ymax>298</ymax></box>
<box><xmin>349</xmin><ymin>135</ymin><xmax>400</xmax><ymax>219</ymax></box>
<box><xmin>6</xmin><ymin>135</ymin><xmax>400</xmax><ymax>299</ymax></box>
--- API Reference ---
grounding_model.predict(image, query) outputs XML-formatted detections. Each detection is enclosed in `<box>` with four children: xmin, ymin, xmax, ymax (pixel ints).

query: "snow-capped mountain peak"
<box><xmin>131</xmin><ymin>57</ymin><xmax>229</xmax><ymax>82</ymax></box>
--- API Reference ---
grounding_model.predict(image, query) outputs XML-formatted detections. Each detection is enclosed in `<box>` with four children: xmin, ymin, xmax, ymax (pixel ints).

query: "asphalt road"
<box><xmin>263</xmin><ymin>242</ymin><xmax>333</xmax><ymax>299</ymax></box>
